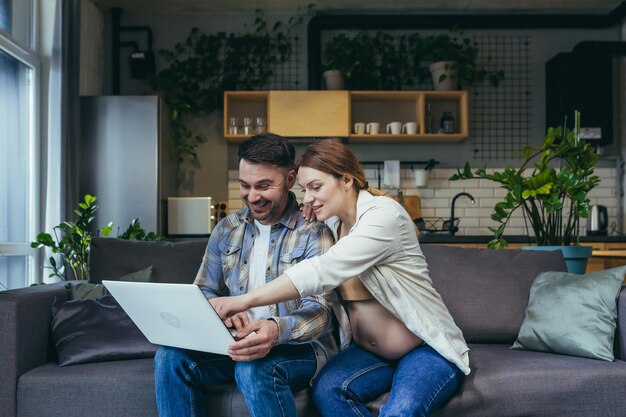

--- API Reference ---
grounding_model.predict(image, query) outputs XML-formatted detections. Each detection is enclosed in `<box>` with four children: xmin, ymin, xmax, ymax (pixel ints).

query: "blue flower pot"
<box><xmin>521</xmin><ymin>245</ymin><xmax>593</xmax><ymax>274</ymax></box>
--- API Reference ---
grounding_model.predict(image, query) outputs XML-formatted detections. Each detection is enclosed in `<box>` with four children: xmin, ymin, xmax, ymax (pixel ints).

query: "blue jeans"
<box><xmin>312</xmin><ymin>343</ymin><xmax>464</xmax><ymax>417</ymax></box>
<box><xmin>154</xmin><ymin>344</ymin><xmax>317</xmax><ymax>417</ymax></box>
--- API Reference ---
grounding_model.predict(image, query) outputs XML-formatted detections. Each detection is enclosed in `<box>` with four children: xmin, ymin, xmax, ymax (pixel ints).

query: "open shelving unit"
<box><xmin>223</xmin><ymin>90</ymin><xmax>468</xmax><ymax>143</ymax></box>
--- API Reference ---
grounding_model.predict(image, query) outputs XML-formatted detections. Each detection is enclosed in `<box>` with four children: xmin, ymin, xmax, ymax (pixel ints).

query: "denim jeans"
<box><xmin>154</xmin><ymin>344</ymin><xmax>316</xmax><ymax>417</ymax></box>
<box><xmin>312</xmin><ymin>343</ymin><xmax>464</xmax><ymax>417</ymax></box>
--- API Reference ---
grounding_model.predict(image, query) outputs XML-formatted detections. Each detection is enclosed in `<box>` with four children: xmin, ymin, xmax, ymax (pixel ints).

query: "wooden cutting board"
<box><xmin>402</xmin><ymin>196</ymin><xmax>421</xmax><ymax>220</ymax></box>
<box><xmin>389</xmin><ymin>195</ymin><xmax>421</xmax><ymax>219</ymax></box>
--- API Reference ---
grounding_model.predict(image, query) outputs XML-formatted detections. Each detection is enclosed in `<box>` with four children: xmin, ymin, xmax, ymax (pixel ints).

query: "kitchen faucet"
<box><xmin>449</xmin><ymin>192</ymin><xmax>475</xmax><ymax>235</ymax></box>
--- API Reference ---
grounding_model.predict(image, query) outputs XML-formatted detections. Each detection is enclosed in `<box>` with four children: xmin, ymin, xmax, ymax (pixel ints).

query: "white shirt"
<box><xmin>284</xmin><ymin>191</ymin><xmax>471</xmax><ymax>375</ymax></box>
<box><xmin>248</xmin><ymin>220</ymin><xmax>272</xmax><ymax>321</ymax></box>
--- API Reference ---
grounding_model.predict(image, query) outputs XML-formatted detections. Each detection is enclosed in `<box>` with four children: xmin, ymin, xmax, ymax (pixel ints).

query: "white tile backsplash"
<box><xmin>416</xmin><ymin>167</ymin><xmax>619</xmax><ymax>236</ymax></box>
<box><xmin>435</xmin><ymin>188</ymin><xmax>466</xmax><ymax>198</ymax></box>
<box><xmin>225</xmin><ymin>167</ymin><xmax>620</xmax><ymax>235</ymax></box>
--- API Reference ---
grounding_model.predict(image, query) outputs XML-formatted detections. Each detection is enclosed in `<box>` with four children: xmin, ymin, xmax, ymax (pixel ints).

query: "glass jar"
<box><xmin>243</xmin><ymin>117</ymin><xmax>253</xmax><ymax>135</ymax></box>
<box><xmin>228</xmin><ymin>117</ymin><xmax>239</xmax><ymax>135</ymax></box>
<box><xmin>440</xmin><ymin>111</ymin><xmax>455</xmax><ymax>134</ymax></box>
<box><xmin>255</xmin><ymin>117</ymin><xmax>266</xmax><ymax>133</ymax></box>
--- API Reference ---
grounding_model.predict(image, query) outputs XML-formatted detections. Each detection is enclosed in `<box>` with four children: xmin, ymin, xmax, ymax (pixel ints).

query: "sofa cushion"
<box><xmin>420</xmin><ymin>245</ymin><xmax>567</xmax><ymax>343</ymax></box>
<box><xmin>512</xmin><ymin>266</ymin><xmax>626</xmax><ymax>361</ymax></box>
<box><xmin>89</xmin><ymin>238</ymin><xmax>208</xmax><ymax>284</ymax></box>
<box><xmin>17</xmin><ymin>359</ymin><xmax>320</xmax><ymax>417</ymax></box>
<box><xmin>17</xmin><ymin>359</ymin><xmax>159</xmax><ymax>417</ymax></box>
<box><xmin>429</xmin><ymin>344</ymin><xmax>626</xmax><ymax>417</ymax></box>
<box><xmin>51</xmin><ymin>295</ymin><xmax>158</xmax><ymax>366</ymax></box>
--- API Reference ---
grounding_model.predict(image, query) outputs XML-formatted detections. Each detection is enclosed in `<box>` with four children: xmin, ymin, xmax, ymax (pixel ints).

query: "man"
<box><xmin>154</xmin><ymin>133</ymin><xmax>337</xmax><ymax>417</ymax></box>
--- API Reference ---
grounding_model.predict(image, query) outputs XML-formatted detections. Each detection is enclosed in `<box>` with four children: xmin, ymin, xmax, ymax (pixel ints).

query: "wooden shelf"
<box><xmin>349</xmin><ymin>133</ymin><xmax>466</xmax><ymax>143</ymax></box>
<box><xmin>224</xmin><ymin>90</ymin><xmax>469</xmax><ymax>143</ymax></box>
<box><xmin>223</xmin><ymin>134</ymin><xmax>253</xmax><ymax>143</ymax></box>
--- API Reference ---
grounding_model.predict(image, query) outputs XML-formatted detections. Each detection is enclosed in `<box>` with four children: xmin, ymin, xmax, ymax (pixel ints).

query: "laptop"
<box><xmin>102</xmin><ymin>280</ymin><xmax>235</xmax><ymax>355</ymax></box>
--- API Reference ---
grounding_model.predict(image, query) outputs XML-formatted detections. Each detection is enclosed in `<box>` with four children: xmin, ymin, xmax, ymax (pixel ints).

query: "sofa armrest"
<box><xmin>0</xmin><ymin>283</ymin><xmax>68</xmax><ymax>417</ymax></box>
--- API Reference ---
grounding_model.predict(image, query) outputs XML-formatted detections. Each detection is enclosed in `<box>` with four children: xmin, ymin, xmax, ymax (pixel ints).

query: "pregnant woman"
<box><xmin>212</xmin><ymin>139</ymin><xmax>470</xmax><ymax>417</ymax></box>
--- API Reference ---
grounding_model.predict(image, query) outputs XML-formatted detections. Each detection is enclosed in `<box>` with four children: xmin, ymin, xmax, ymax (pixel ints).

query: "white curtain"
<box><xmin>40</xmin><ymin>0</ymin><xmax>82</xmax><ymax>283</ymax></box>
<box><xmin>43</xmin><ymin>0</ymin><xmax>62</xmax><ymax>253</ymax></box>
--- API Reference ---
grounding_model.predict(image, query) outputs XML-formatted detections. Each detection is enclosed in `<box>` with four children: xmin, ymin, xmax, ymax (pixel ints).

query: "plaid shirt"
<box><xmin>194</xmin><ymin>192</ymin><xmax>337</xmax><ymax>373</ymax></box>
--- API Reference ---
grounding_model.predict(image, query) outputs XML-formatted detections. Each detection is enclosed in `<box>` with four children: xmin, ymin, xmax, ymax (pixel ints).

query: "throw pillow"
<box><xmin>512</xmin><ymin>266</ymin><xmax>626</xmax><ymax>361</ymax></box>
<box><xmin>65</xmin><ymin>266</ymin><xmax>154</xmax><ymax>300</ymax></box>
<box><xmin>66</xmin><ymin>282</ymin><xmax>108</xmax><ymax>301</ymax></box>
<box><xmin>51</xmin><ymin>294</ymin><xmax>158</xmax><ymax>366</ymax></box>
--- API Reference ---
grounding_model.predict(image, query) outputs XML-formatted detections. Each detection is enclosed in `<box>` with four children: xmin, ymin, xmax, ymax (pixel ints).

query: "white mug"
<box><xmin>386</xmin><ymin>121</ymin><xmax>402</xmax><ymax>135</ymax></box>
<box><xmin>366</xmin><ymin>122</ymin><xmax>380</xmax><ymax>135</ymax></box>
<box><xmin>402</xmin><ymin>122</ymin><xmax>418</xmax><ymax>135</ymax></box>
<box><xmin>414</xmin><ymin>168</ymin><xmax>429</xmax><ymax>187</ymax></box>
<box><xmin>354</xmin><ymin>122</ymin><xmax>366</xmax><ymax>134</ymax></box>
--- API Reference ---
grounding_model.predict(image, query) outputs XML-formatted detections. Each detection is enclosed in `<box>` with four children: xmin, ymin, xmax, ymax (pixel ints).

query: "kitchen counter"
<box><xmin>592</xmin><ymin>250</ymin><xmax>626</xmax><ymax>258</ymax></box>
<box><xmin>418</xmin><ymin>234</ymin><xmax>626</xmax><ymax>244</ymax></box>
<box><xmin>417</xmin><ymin>234</ymin><xmax>626</xmax><ymax>274</ymax></box>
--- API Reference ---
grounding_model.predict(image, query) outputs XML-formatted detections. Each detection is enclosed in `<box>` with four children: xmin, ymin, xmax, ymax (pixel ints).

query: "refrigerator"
<box><xmin>79</xmin><ymin>95</ymin><xmax>177</xmax><ymax>235</ymax></box>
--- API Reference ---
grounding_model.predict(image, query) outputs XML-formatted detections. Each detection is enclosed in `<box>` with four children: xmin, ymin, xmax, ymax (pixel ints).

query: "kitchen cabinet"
<box><xmin>223</xmin><ymin>90</ymin><xmax>468</xmax><ymax>142</ymax></box>
<box><xmin>582</xmin><ymin>242</ymin><xmax>607</xmax><ymax>273</ymax></box>
<box><xmin>596</xmin><ymin>242</ymin><xmax>626</xmax><ymax>271</ymax></box>
<box><xmin>268</xmin><ymin>91</ymin><xmax>350</xmax><ymax>137</ymax></box>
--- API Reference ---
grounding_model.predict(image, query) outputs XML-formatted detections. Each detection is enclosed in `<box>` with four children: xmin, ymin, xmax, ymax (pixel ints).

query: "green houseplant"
<box><xmin>118</xmin><ymin>218</ymin><xmax>166</xmax><ymax>241</ymax></box>
<box><xmin>322</xmin><ymin>29</ymin><xmax>503</xmax><ymax>91</ymax></box>
<box><xmin>450</xmin><ymin>112</ymin><xmax>599</xmax><ymax>254</ymax></box>
<box><xmin>31</xmin><ymin>196</ymin><xmax>167</xmax><ymax>281</ymax></box>
<box><xmin>31</xmin><ymin>195</ymin><xmax>113</xmax><ymax>281</ymax></box>
<box><xmin>148</xmin><ymin>9</ymin><xmax>309</xmax><ymax>162</ymax></box>
<box><xmin>414</xmin><ymin>29</ymin><xmax>504</xmax><ymax>90</ymax></box>
<box><xmin>323</xmin><ymin>31</ymin><xmax>413</xmax><ymax>90</ymax></box>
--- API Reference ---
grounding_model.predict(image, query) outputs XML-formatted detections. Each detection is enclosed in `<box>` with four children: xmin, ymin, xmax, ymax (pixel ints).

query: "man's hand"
<box><xmin>224</xmin><ymin>312</ymin><xmax>250</xmax><ymax>335</ymax></box>
<box><xmin>299</xmin><ymin>203</ymin><xmax>317</xmax><ymax>222</ymax></box>
<box><xmin>210</xmin><ymin>295</ymin><xmax>250</xmax><ymax>320</ymax></box>
<box><xmin>228</xmin><ymin>320</ymin><xmax>279</xmax><ymax>361</ymax></box>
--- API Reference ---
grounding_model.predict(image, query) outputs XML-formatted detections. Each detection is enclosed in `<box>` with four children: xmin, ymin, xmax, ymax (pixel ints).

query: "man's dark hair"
<box><xmin>238</xmin><ymin>132</ymin><xmax>295</xmax><ymax>169</ymax></box>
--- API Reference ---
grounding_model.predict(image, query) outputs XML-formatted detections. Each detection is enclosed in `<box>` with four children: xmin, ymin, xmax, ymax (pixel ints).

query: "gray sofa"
<box><xmin>2</xmin><ymin>238</ymin><xmax>626</xmax><ymax>417</ymax></box>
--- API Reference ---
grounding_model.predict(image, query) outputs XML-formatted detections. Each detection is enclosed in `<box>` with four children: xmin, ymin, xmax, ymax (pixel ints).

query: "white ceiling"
<box><xmin>92</xmin><ymin>0</ymin><xmax>623</xmax><ymax>15</ymax></box>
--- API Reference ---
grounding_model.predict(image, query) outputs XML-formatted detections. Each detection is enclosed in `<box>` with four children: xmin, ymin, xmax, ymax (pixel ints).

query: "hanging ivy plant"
<box><xmin>148</xmin><ymin>8</ymin><xmax>310</xmax><ymax>162</ymax></box>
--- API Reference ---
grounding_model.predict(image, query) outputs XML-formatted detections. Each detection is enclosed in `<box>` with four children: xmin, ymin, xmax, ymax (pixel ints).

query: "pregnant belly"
<box><xmin>347</xmin><ymin>299</ymin><xmax>423</xmax><ymax>360</ymax></box>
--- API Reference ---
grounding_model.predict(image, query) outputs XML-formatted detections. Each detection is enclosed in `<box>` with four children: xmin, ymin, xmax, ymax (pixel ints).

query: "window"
<box><xmin>0</xmin><ymin>0</ymin><xmax>39</xmax><ymax>290</ymax></box>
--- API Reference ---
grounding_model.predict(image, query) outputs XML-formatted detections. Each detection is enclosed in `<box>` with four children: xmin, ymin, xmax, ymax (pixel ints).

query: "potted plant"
<box><xmin>449</xmin><ymin>111</ymin><xmax>600</xmax><ymax>273</ymax></box>
<box><xmin>323</xmin><ymin>32</ymin><xmax>376</xmax><ymax>90</ymax></box>
<box><xmin>31</xmin><ymin>196</ymin><xmax>168</xmax><ymax>281</ymax></box>
<box><xmin>31</xmin><ymin>195</ymin><xmax>113</xmax><ymax>281</ymax></box>
<box><xmin>118</xmin><ymin>218</ymin><xmax>166</xmax><ymax>241</ymax></box>
<box><xmin>323</xmin><ymin>31</ymin><xmax>413</xmax><ymax>90</ymax></box>
<box><xmin>414</xmin><ymin>29</ymin><xmax>504</xmax><ymax>90</ymax></box>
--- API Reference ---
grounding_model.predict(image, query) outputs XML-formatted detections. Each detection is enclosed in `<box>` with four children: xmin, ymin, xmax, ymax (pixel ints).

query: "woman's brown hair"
<box><xmin>298</xmin><ymin>138</ymin><xmax>420</xmax><ymax>236</ymax></box>
<box><xmin>297</xmin><ymin>139</ymin><xmax>386</xmax><ymax>197</ymax></box>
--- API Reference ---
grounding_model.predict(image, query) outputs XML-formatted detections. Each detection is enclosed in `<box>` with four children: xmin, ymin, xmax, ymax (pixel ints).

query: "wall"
<box><xmin>108</xmin><ymin>10</ymin><xmax>623</xmax><ymax>227</ymax></box>
<box><xmin>110</xmin><ymin>11</ymin><xmax>301</xmax><ymax>201</ymax></box>
<box><xmin>226</xmin><ymin>166</ymin><xmax>621</xmax><ymax>237</ymax></box>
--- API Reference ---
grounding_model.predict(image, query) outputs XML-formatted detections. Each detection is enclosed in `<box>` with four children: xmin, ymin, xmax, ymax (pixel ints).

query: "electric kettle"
<box><xmin>587</xmin><ymin>205</ymin><xmax>608</xmax><ymax>236</ymax></box>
